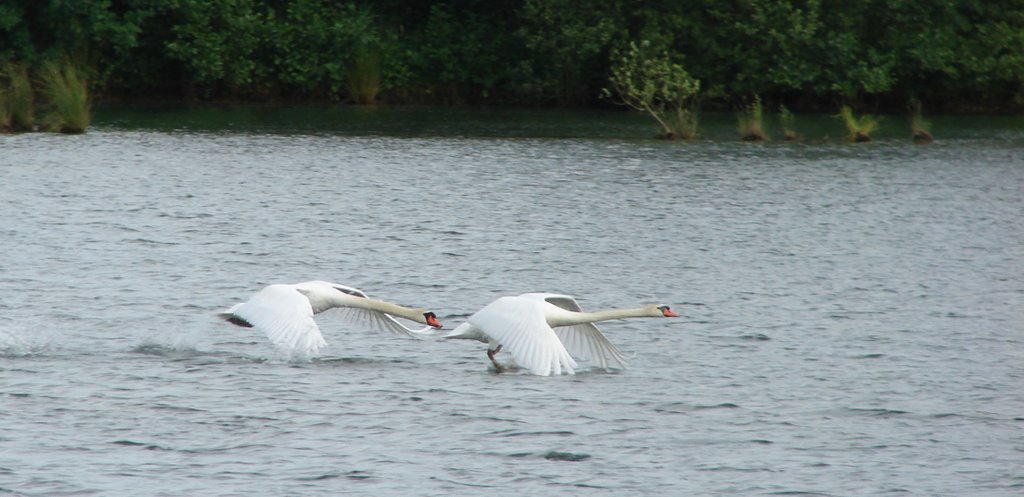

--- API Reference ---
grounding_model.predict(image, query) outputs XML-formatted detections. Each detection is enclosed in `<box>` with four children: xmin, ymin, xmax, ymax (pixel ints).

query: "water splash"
<box><xmin>0</xmin><ymin>325</ymin><xmax>55</xmax><ymax>357</ymax></box>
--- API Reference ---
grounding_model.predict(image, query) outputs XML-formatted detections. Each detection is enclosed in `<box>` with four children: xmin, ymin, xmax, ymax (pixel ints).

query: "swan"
<box><xmin>443</xmin><ymin>292</ymin><xmax>679</xmax><ymax>376</ymax></box>
<box><xmin>219</xmin><ymin>281</ymin><xmax>443</xmax><ymax>358</ymax></box>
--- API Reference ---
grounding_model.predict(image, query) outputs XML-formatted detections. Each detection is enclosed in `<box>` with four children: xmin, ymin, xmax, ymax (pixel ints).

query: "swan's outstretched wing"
<box><xmin>295</xmin><ymin>281</ymin><xmax>430</xmax><ymax>338</ymax></box>
<box><xmin>519</xmin><ymin>292</ymin><xmax>628</xmax><ymax>370</ymax></box>
<box><xmin>319</xmin><ymin>281</ymin><xmax>368</xmax><ymax>298</ymax></box>
<box><xmin>230</xmin><ymin>284</ymin><xmax>327</xmax><ymax>358</ymax></box>
<box><xmin>470</xmin><ymin>296</ymin><xmax>577</xmax><ymax>376</ymax></box>
<box><xmin>294</xmin><ymin>281</ymin><xmax>367</xmax><ymax>314</ymax></box>
<box><xmin>330</xmin><ymin>306</ymin><xmax>432</xmax><ymax>338</ymax></box>
<box><xmin>552</xmin><ymin>323</ymin><xmax>629</xmax><ymax>371</ymax></box>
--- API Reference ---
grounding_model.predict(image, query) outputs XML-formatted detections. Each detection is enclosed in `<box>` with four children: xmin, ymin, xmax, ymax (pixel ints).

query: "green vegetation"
<box><xmin>1</xmin><ymin>62</ymin><xmax>34</xmax><ymax>132</ymax></box>
<box><xmin>839</xmin><ymin>106</ymin><xmax>880</xmax><ymax>142</ymax></box>
<box><xmin>0</xmin><ymin>1</ymin><xmax>1021</xmax><ymax>112</ymax></box>
<box><xmin>737</xmin><ymin>96</ymin><xmax>766</xmax><ymax>141</ymax></box>
<box><xmin>779</xmin><ymin>105</ymin><xmax>799</xmax><ymax>141</ymax></box>
<box><xmin>39</xmin><ymin>60</ymin><xmax>90</xmax><ymax>133</ymax></box>
<box><xmin>909</xmin><ymin>100</ymin><xmax>934</xmax><ymax>143</ymax></box>
<box><xmin>347</xmin><ymin>47</ymin><xmax>382</xmax><ymax>105</ymax></box>
<box><xmin>604</xmin><ymin>41</ymin><xmax>701</xmax><ymax>139</ymax></box>
<box><xmin>1</xmin><ymin>59</ymin><xmax>91</xmax><ymax>134</ymax></box>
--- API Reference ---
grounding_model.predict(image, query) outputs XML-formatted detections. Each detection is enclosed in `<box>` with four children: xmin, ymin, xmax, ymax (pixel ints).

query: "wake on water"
<box><xmin>0</xmin><ymin>323</ymin><xmax>55</xmax><ymax>357</ymax></box>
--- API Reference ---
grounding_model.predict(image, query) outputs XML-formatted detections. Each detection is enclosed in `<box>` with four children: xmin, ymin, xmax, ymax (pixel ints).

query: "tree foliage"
<box><xmin>0</xmin><ymin>0</ymin><xmax>1021</xmax><ymax>110</ymax></box>
<box><xmin>518</xmin><ymin>0</ymin><xmax>623</xmax><ymax>105</ymax></box>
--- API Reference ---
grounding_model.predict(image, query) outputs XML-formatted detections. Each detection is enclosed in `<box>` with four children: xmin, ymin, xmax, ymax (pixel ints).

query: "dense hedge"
<box><xmin>2</xmin><ymin>0</ymin><xmax>1022</xmax><ymax>111</ymax></box>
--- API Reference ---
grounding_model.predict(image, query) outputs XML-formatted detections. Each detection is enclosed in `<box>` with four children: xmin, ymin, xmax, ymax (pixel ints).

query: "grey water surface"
<box><xmin>1</xmin><ymin>108</ymin><xmax>1022</xmax><ymax>496</ymax></box>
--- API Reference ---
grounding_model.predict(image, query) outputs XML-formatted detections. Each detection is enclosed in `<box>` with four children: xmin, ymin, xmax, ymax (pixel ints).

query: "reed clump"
<box><xmin>667</xmin><ymin>106</ymin><xmax>700</xmax><ymax>140</ymax></box>
<box><xmin>39</xmin><ymin>60</ymin><xmax>90</xmax><ymax>134</ymax></box>
<box><xmin>779</xmin><ymin>105</ymin><xmax>799</xmax><ymax>141</ymax></box>
<box><xmin>737</xmin><ymin>96</ymin><xmax>766</xmax><ymax>141</ymax></box>
<box><xmin>347</xmin><ymin>47</ymin><xmax>382</xmax><ymax>105</ymax></box>
<box><xmin>838</xmin><ymin>105</ymin><xmax>878</xmax><ymax>142</ymax></box>
<box><xmin>909</xmin><ymin>99</ymin><xmax>933</xmax><ymax>144</ymax></box>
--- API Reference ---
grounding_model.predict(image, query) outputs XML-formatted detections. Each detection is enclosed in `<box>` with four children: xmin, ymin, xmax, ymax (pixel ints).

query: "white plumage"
<box><xmin>444</xmin><ymin>292</ymin><xmax>679</xmax><ymax>376</ymax></box>
<box><xmin>219</xmin><ymin>281</ymin><xmax>442</xmax><ymax>359</ymax></box>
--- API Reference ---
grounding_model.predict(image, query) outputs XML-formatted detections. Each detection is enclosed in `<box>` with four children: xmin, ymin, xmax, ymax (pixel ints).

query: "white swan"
<box><xmin>443</xmin><ymin>292</ymin><xmax>679</xmax><ymax>376</ymax></box>
<box><xmin>219</xmin><ymin>281</ymin><xmax>442</xmax><ymax>358</ymax></box>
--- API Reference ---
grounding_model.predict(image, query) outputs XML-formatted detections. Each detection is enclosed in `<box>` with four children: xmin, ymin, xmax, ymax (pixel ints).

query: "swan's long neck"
<box><xmin>355</xmin><ymin>298</ymin><xmax>428</xmax><ymax>324</ymax></box>
<box><xmin>547</xmin><ymin>305</ymin><xmax>660</xmax><ymax>327</ymax></box>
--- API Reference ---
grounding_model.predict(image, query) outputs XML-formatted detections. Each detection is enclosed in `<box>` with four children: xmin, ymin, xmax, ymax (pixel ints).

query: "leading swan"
<box><xmin>219</xmin><ymin>281</ymin><xmax>442</xmax><ymax>359</ymax></box>
<box><xmin>443</xmin><ymin>292</ymin><xmax>679</xmax><ymax>376</ymax></box>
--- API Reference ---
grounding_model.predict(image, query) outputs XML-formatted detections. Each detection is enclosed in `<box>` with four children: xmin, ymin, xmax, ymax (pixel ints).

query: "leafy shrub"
<box><xmin>604</xmin><ymin>40</ymin><xmax>701</xmax><ymax>139</ymax></box>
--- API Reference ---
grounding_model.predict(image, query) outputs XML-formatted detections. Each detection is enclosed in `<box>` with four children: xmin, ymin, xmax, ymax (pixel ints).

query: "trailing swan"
<box><xmin>219</xmin><ymin>281</ymin><xmax>442</xmax><ymax>359</ymax></box>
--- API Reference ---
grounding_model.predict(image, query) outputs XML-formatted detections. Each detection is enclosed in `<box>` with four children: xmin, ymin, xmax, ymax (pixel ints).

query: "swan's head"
<box><xmin>424</xmin><ymin>312</ymin><xmax>443</xmax><ymax>329</ymax></box>
<box><xmin>656</xmin><ymin>305</ymin><xmax>679</xmax><ymax>317</ymax></box>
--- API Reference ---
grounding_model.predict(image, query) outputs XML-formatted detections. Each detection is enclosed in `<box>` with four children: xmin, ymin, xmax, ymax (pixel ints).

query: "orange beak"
<box><xmin>427</xmin><ymin>315</ymin><xmax>443</xmax><ymax>329</ymax></box>
<box><xmin>662</xmin><ymin>308</ymin><xmax>680</xmax><ymax>317</ymax></box>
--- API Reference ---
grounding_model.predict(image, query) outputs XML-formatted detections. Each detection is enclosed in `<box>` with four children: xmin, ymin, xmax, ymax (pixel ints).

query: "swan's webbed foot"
<box><xmin>487</xmin><ymin>346</ymin><xmax>504</xmax><ymax>373</ymax></box>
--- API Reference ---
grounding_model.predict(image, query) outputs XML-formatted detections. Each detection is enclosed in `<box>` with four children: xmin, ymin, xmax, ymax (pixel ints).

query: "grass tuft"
<box><xmin>909</xmin><ymin>99</ymin><xmax>933</xmax><ymax>144</ymax></box>
<box><xmin>838</xmin><ymin>105</ymin><xmax>878</xmax><ymax>142</ymax></box>
<box><xmin>347</xmin><ymin>47</ymin><xmax>381</xmax><ymax>105</ymax></box>
<box><xmin>737</xmin><ymin>96</ymin><xmax>766</xmax><ymax>141</ymax></box>
<box><xmin>666</xmin><ymin>106</ymin><xmax>699</xmax><ymax>140</ymax></box>
<box><xmin>779</xmin><ymin>105</ymin><xmax>799</xmax><ymax>141</ymax></box>
<box><xmin>2</xmin><ymin>62</ymin><xmax>35</xmax><ymax>132</ymax></box>
<box><xmin>40</xmin><ymin>59</ymin><xmax>90</xmax><ymax>134</ymax></box>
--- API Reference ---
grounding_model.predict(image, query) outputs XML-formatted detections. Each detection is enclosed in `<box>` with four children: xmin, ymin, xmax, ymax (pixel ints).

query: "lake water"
<box><xmin>1</xmin><ymin>107</ymin><xmax>1022</xmax><ymax>496</ymax></box>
